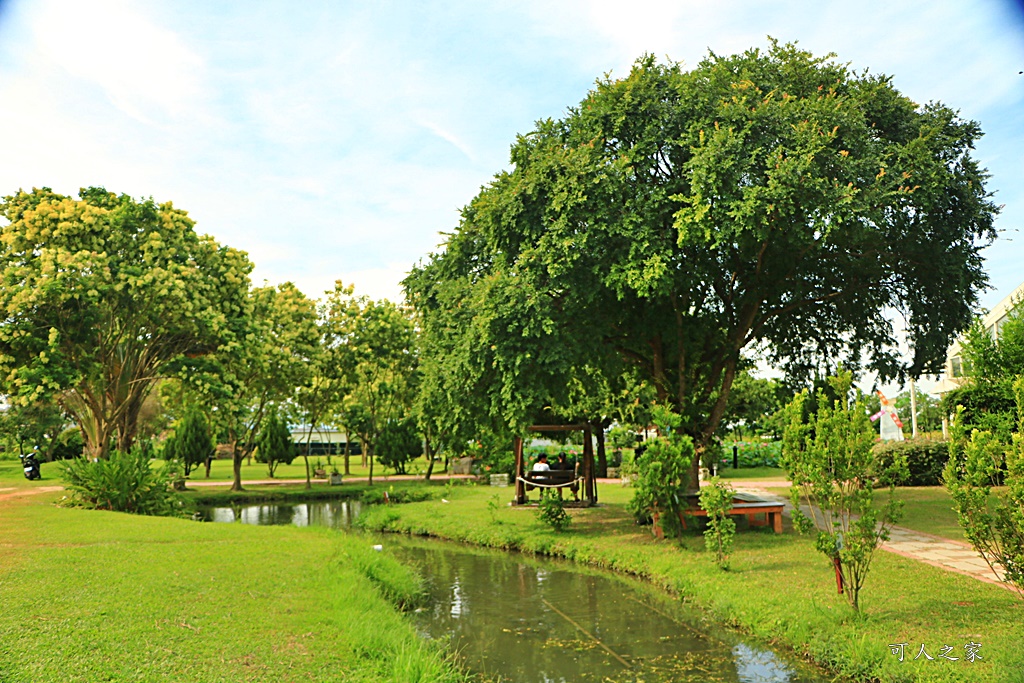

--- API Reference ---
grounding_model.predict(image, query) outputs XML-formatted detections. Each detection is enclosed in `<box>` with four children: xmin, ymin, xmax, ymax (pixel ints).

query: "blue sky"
<box><xmin>0</xmin><ymin>1</ymin><xmax>1022</xmax><ymax>315</ymax></box>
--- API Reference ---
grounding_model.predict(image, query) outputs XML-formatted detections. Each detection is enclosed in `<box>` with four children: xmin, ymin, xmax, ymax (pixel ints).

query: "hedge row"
<box><xmin>872</xmin><ymin>438</ymin><xmax>950</xmax><ymax>486</ymax></box>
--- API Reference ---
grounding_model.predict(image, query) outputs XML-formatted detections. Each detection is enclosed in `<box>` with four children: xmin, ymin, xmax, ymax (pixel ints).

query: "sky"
<box><xmin>0</xmin><ymin>0</ymin><xmax>1022</xmax><ymax>393</ymax></box>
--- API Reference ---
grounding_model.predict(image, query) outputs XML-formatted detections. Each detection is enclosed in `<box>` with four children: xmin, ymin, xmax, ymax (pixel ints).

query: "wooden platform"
<box><xmin>682</xmin><ymin>494</ymin><xmax>785</xmax><ymax>533</ymax></box>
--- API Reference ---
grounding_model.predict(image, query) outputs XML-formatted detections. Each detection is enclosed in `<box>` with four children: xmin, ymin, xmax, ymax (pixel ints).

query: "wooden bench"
<box><xmin>521</xmin><ymin>469</ymin><xmax>581</xmax><ymax>500</ymax></box>
<box><xmin>522</xmin><ymin>469</ymin><xmax>577</xmax><ymax>488</ymax></box>
<box><xmin>682</xmin><ymin>501</ymin><xmax>785</xmax><ymax>534</ymax></box>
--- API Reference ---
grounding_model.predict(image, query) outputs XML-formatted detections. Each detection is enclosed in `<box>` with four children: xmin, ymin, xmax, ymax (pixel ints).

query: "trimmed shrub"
<box><xmin>873</xmin><ymin>438</ymin><xmax>949</xmax><ymax>486</ymax></box>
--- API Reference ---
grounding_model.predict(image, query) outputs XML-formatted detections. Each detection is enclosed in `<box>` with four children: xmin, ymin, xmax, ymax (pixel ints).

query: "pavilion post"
<box><xmin>513</xmin><ymin>435</ymin><xmax>526</xmax><ymax>504</ymax></box>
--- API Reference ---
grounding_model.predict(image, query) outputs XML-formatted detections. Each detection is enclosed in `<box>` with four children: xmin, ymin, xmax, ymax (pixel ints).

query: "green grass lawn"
<box><xmin>881</xmin><ymin>487</ymin><xmax>967</xmax><ymax>542</ymax></box>
<box><xmin>763</xmin><ymin>483</ymin><xmax>969</xmax><ymax>543</ymax></box>
<box><xmin>359</xmin><ymin>482</ymin><xmax>1024</xmax><ymax>683</ymax></box>
<box><xmin>0</xmin><ymin>490</ymin><xmax>467</xmax><ymax>683</ymax></box>
<box><xmin>717</xmin><ymin>466</ymin><xmax>787</xmax><ymax>480</ymax></box>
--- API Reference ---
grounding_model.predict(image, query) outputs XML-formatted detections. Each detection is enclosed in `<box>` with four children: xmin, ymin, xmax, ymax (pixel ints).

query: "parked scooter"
<box><xmin>20</xmin><ymin>450</ymin><xmax>41</xmax><ymax>480</ymax></box>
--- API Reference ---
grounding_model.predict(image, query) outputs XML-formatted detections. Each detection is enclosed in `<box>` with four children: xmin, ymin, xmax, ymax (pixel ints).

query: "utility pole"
<box><xmin>909</xmin><ymin>377</ymin><xmax>919</xmax><ymax>438</ymax></box>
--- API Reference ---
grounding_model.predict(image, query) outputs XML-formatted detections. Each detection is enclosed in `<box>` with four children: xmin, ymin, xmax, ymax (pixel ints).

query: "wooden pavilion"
<box><xmin>512</xmin><ymin>424</ymin><xmax>597</xmax><ymax>506</ymax></box>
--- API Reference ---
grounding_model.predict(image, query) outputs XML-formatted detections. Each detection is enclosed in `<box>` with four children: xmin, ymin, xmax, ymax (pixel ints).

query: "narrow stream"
<box><xmin>199</xmin><ymin>502</ymin><xmax>827</xmax><ymax>683</ymax></box>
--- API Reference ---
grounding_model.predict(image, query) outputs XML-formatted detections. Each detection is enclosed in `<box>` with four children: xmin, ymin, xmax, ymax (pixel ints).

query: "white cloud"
<box><xmin>32</xmin><ymin>0</ymin><xmax>206</xmax><ymax>124</ymax></box>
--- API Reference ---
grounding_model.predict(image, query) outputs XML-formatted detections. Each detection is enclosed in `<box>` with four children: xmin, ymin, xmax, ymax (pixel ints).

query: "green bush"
<box><xmin>360</xmin><ymin>487</ymin><xmax>434</xmax><ymax>505</ymax></box>
<box><xmin>944</xmin><ymin>387</ymin><xmax>1024</xmax><ymax>598</ymax></box>
<box><xmin>536</xmin><ymin>495</ymin><xmax>571</xmax><ymax>532</ymax></box>
<box><xmin>873</xmin><ymin>438</ymin><xmax>949</xmax><ymax>486</ymax></box>
<box><xmin>719</xmin><ymin>440</ymin><xmax>782</xmax><ymax>468</ymax></box>
<box><xmin>699</xmin><ymin>476</ymin><xmax>736</xmax><ymax>569</ymax></box>
<box><xmin>626</xmin><ymin>407</ymin><xmax>694</xmax><ymax>538</ymax></box>
<box><xmin>59</xmin><ymin>448</ymin><xmax>180</xmax><ymax>516</ymax></box>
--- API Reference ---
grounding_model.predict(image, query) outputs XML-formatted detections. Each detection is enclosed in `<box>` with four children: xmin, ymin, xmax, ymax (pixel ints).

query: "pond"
<box><xmin>200</xmin><ymin>502</ymin><xmax>826</xmax><ymax>683</ymax></box>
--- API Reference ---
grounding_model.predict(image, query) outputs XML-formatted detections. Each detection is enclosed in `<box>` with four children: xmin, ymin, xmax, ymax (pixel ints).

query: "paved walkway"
<box><xmin>727</xmin><ymin>478</ymin><xmax>1009</xmax><ymax>590</ymax></box>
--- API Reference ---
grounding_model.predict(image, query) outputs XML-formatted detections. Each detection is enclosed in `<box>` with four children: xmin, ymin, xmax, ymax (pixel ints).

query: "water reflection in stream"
<box><xmin>199</xmin><ymin>500</ymin><xmax>363</xmax><ymax>529</ymax></box>
<box><xmin>199</xmin><ymin>502</ymin><xmax>825</xmax><ymax>683</ymax></box>
<box><xmin>395</xmin><ymin>538</ymin><xmax>823</xmax><ymax>683</ymax></box>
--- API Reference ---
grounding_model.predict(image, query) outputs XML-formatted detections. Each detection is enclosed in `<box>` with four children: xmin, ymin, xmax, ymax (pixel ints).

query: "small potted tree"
<box><xmin>329</xmin><ymin>464</ymin><xmax>343</xmax><ymax>486</ymax></box>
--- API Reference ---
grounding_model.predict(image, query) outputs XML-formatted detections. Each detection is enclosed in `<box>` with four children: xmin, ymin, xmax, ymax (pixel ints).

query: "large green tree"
<box><xmin>175</xmin><ymin>282</ymin><xmax>318</xmax><ymax>491</ymax></box>
<box><xmin>406</xmin><ymin>43</ymin><xmax>996</xmax><ymax>481</ymax></box>
<box><xmin>330</xmin><ymin>293</ymin><xmax>416</xmax><ymax>485</ymax></box>
<box><xmin>0</xmin><ymin>187</ymin><xmax>252</xmax><ymax>459</ymax></box>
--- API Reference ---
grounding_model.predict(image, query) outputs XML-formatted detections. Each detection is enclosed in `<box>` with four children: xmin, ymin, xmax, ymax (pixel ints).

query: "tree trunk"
<box><xmin>594</xmin><ymin>421</ymin><xmax>607</xmax><ymax>478</ymax></box>
<box><xmin>231</xmin><ymin>443</ymin><xmax>244</xmax><ymax>492</ymax></box>
<box><xmin>367</xmin><ymin>442</ymin><xmax>374</xmax><ymax>485</ymax></box>
<box><xmin>344</xmin><ymin>438</ymin><xmax>351</xmax><ymax>475</ymax></box>
<box><xmin>204</xmin><ymin>456</ymin><xmax>212</xmax><ymax>478</ymax></box>
<box><xmin>424</xmin><ymin>432</ymin><xmax>434</xmax><ymax>481</ymax></box>
<box><xmin>304</xmin><ymin>433</ymin><xmax>313</xmax><ymax>490</ymax></box>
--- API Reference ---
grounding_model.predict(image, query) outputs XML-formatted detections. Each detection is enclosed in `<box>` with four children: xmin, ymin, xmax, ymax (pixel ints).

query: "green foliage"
<box><xmin>0</xmin><ymin>188</ymin><xmax>252</xmax><ymax>459</ymax></box>
<box><xmin>943</xmin><ymin>381</ymin><xmax>1024</xmax><ymax>598</ymax></box>
<box><xmin>405</xmin><ymin>43</ymin><xmax>996</xmax><ymax>477</ymax></box>
<box><xmin>781</xmin><ymin>370</ymin><xmax>905</xmax><ymax>611</ymax></box>
<box><xmin>0</xmin><ymin>398</ymin><xmax>69</xmax><ymax>460</ymax></box>
<box><xmin>177</xmin><ymin>281</ymin><xmax>318</xmax><ymax>491</ymax></box>
<box><xmin>359</xmin><ymin>486</ymin><xmax>433</xmax><ymax>505</ymax></box>
<box><xmin>376</xmin><ymin>417</ymin><xmax>423</xmax><ymax>475</ymax></box>
<box><xmin>167</xmin><ymin>408</ymin><xmax>216</xmax><ymax>477</ymax></box>
<box><xmin>722</xmin><ymin>371</ymin><xmax>784</xmax><ymax>437</ymax></box>
<box><xmin>718</xmin><ymin>440</ymin><xmax>782</xmax><ymax>468</ymax></box>
<box><xmin>942</xmin><ymin>311</ymin><xmax>1024</xmax><ymax>442</ymax></box>
<box><xmin>873</xmin><ymin>438</ymin><xmax>950</xmax><ymax>486</ymax></box>
<box><xmin>321</xmin><ymin>286</ymin><xmax>417</xmax><ymax>484</ymax></box>
<box><xmin>51</xmin><ymin>427</ymin><xmax>85</xmax><ymax>460</ymax></box>
<box><xmin>536</xmin><ymin>494</ymin><xmax>571</xmax><ymax>532</ymax></box>
<box><xmin>486</xmin><ymin>493</ymin><xmax>503</xmax><ymax>525</ymax></box>
<box><xmin>699</xmin><ymin>476</ymin><xmax>736</xmax><ymax>569</ymax></box>
<box><xmin>59</xmin><ymin>447</ymin><xmax>180</xmax><ymax>516</ymax></box>
<box><xmin>626</xmin><ymin>407</ymin><xmax>694</xmax><ymax>537</ymax></box>
<box><xmin>892</xmin><ymin>387</ymin><xmax>944</xmax><ymax>434</ymax></box>
<box><xmin>607</xmin><ymin>426</ymin><xmax>636</xmax><ymax>452</ymax></box>
<box><xmin>254</xmin><ymin>410</ymin><xmax>296</xmax><ymax>478</ymax></box>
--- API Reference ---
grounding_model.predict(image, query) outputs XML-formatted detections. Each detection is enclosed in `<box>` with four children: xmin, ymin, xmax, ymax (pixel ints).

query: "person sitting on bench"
<box><xmin>552</xmin><ymin>452</ymin><xmax>579</xmax><ymax>501</ymax></box>
<box><xmin>532</xmin><ymin>454</ymin><xmax>550</xmax><ymax>471</ymax></box>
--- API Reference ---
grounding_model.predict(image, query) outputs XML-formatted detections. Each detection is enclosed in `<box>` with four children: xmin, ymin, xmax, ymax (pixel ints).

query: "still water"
<box><xmin>197</xmin><ymin>499</ymin><xmax>363</xmax><ymax>529</ymax></box>
<box><xmin>200</xmin><ymin>502</ymin><xmax>826</xmax><ymax>683</ymax></box>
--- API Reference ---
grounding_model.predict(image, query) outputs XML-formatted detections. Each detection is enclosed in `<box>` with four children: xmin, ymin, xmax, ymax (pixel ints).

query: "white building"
<box><xmin>289</xmin><ymin>426</ymin><xmax>360</xmax><ymax>455</ymax></box>
<box><xmin>933</xmin><ymin>279</ymin><xmax>1024</xmax><ymax>396</ymax></box>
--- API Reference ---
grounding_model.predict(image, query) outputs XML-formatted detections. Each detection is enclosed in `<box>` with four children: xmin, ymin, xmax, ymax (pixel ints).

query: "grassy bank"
<box><xmin>0</xmin><ymin>491</ymin><xmax>467</xmax><ymax>683</ymax></box>
<box><xmin>359</xmin><ymin>483</ymin><xmax>1024</xmax><ymax>683</ymax></box>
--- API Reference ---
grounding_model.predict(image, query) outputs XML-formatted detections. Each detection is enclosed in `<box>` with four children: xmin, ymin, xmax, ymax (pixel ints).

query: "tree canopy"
<box><xmin>406</xmin><ymin>42</ymin><xmax>997</xmax><ymax>462</ymax></box>
<box><xmin>0</xmin><ymin>187</ymin><xmax>252</xmax><ymax>459</ymax></box>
